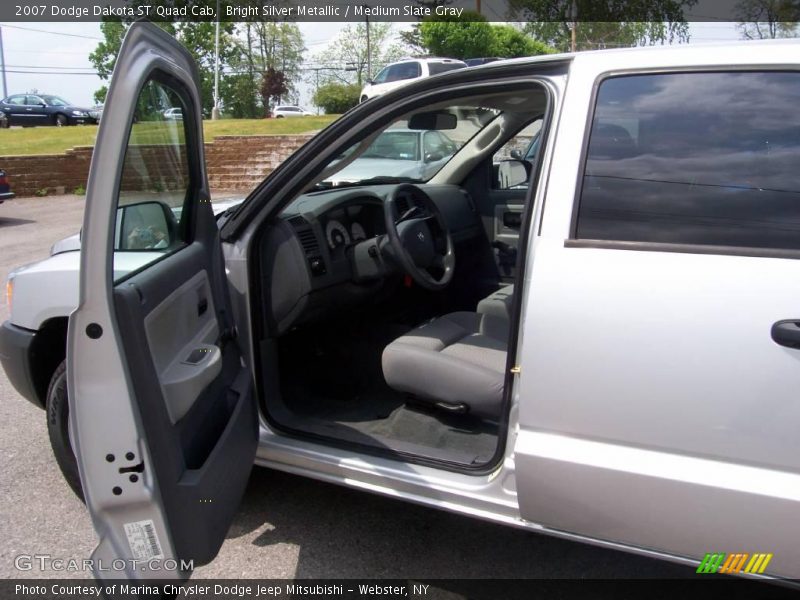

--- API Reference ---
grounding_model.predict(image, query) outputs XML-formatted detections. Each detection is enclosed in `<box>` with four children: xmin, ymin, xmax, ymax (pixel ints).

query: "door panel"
<box><xmin>516</xmin><ymin>241</ymin><xmax>800</xmax><ymax>577</ymax></box>
<box><xmin>68</xmin><ymin>22</ymin><xmax>257</xmax><ymax>580</ymax></box>
<box><xmin>514</xmin><ymin>66</ymin><xmax>800</xmax><ymax>578</ymax></box>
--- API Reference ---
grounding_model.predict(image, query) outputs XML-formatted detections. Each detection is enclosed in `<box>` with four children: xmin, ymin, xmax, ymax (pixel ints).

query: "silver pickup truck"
<box><xmin>2</xmin><ymin>22</ymin><xmax>799</xmax><ymax>582</ymax></box>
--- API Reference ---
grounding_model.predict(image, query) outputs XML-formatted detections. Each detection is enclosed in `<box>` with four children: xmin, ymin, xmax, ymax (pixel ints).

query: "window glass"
<box><xmin>428</xmin><ymin>62</ymin><xmax>465</xmax><ymax>76</ymax></box>
<box><xmin>25</xmin><ymin>96</ymin><xmax>44</xmax><ymax>106</ymax></box>
<box><xmin>386</xmin><ymin>62</ymin><xmax>420</xmax><ymax>82</ymax></box>
<box><xmin>576</xmin><ymin>72</ymin><xmax>800</xmax><ymax>251</ymax></box>
<box><xmin>113</xmin><ymin>79</ymin><xmax>191</xmax><ymax>282</ymax></box>
<box><xmin>6</xmin><ymin>96</ymin><xmax>25</xmax><ymax>105</ymax></box>
<box><xmin>422</xmin><ymin>131</ymin><xmax>456</xmax><ymax>160</ymax></box>
<box><xmin>492</xmin><ymin>118</ymin><xmax>542</xmax><ymax>189</ymax></box>
<box><xmin>40</xmin><ymin>95</ymin><xmax>69</xmax><ymax>106</ymax></box>
<box><xmin>312</xmin><ymin>104</ymin><xmax>497</xmax><ymax>188</ymax></box>
<box><xmin>371</xmin><ymin>67</ymin><xmax>390</xmax><ymax>84</ymax></box>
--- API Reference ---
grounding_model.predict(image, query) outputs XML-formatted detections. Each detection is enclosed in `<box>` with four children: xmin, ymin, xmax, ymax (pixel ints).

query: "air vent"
<box><xmin>296</xmin><ymin>229</ymin><xmax>320</xmax><ymax>255</ymax></box>
<box><xmin>288</xmin><ymin>216</ymin><xmax>321</xmax><ymax>256</ymax></box>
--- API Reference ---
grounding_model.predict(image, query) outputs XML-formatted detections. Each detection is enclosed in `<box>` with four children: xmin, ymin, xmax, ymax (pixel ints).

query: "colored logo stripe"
<box><xmin>697</xmin><ymin>553</ymin><xmax>773</xmax><ymax>574</ymax></box>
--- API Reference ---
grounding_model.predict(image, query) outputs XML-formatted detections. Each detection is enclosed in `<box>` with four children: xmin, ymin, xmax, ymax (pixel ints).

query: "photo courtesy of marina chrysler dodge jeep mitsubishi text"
<box><xmin>2</xmin><ymin>22</ymin><xmax>800</xmax><ymax>583</ymax></box>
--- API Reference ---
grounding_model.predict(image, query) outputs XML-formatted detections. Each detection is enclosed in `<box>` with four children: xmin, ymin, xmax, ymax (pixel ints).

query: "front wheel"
<box><xmin>54</xmin><ymin>114</ymin><xmax>68</xmax><ymax>127</ymax></box>
<box><xmin>46</xmin><ymin>360</ymin><xmax>84</xmax><ymax>502</ymax></box>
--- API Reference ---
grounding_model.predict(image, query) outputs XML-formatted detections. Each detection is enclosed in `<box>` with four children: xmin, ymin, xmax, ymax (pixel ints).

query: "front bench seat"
<box><xmin>382</xmin><ymin>312</ymin><xmax>509</xmax><ymax>419</ymax></box>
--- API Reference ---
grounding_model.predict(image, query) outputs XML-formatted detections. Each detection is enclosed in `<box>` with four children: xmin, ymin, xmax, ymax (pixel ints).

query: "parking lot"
<box><xmin>1</xmin><ymin>195</ymin><xmax>703</xmax><ymax>589</ymax></box>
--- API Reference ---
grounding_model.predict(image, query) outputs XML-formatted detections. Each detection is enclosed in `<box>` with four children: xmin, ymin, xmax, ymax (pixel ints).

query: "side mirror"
<box><xmin>425</xmin><ymin>151</ymin><xmax>445</xmax><ymax>163</ymax></box>
<box><xmin>116</xmin><ymin>200</ymin><xmax>176</xmax><ymax>251</ymax></box>
<box><xmin>496</xmin><ymin>159</ymin><xmax>530</xmax><ymax>190</ymax></box>
<box><xmin>39</xmin><ymin>102</ymin><xmax>47</xmax><ymax>107</ymax></box>
<box><xmin>509</xmin><ymin>149</ymin><xmax>523</xmax><ymax>160</ymax></box>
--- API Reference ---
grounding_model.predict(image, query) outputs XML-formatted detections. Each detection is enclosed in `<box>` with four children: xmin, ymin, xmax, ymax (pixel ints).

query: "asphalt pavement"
<box><xmin>0</xmin><ymin>194</ymin><xmax>725</xmax><ymax>593</ymax></box>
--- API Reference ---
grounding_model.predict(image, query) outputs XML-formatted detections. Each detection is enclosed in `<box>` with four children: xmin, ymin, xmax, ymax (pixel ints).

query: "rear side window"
<box><xmin>576</xmin><ymin>72</ymin><xmax>800</xmax><ymax>251</ymax></box>
<box><xmin>428</xmin><ymin>62</ymin><xmax>465</xmax><ymax>76</ymax></box>
<box><xmin>386</xmin><ymin>62</ymin><xmax>421</xmax><ymax>82</ymax></box>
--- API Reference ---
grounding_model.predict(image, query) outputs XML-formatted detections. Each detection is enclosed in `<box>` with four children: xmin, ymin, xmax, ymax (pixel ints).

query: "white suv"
<box><xmin>360</xmin><ymin>57</ymin><xmax>467</xmax><ymax>102</ymax></box>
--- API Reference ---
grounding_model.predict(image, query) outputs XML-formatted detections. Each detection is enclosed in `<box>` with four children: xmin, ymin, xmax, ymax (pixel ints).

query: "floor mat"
<box><xmin>278</xmin><ymin>311</ymin><xmax>500</xmax><ymax>466</ymax></box>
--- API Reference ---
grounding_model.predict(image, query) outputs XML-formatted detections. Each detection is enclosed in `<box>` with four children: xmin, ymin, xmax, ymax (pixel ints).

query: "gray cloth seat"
<box><xmin>382</xmin><ymin>311</ymin><xmax>509</xmax><ymax>419</ymax></box>
<box><xmin>477</xmin><ymin>284</ymin><xmax>514</xmax><ymax>322</ymax></box>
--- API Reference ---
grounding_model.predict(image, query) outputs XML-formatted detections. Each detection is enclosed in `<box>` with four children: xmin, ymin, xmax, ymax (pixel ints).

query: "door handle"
<box><xmin>771</xmin><ymin>320</ymin><xmax>800</xmax><ymax>349</ymax></box>
<box><xmin>503</xmin><ymin>212</ymin><xmax>522</xmax><ymax>229</ymax></box>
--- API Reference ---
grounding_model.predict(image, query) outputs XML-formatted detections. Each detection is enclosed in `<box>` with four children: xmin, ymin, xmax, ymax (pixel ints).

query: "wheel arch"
<box><xmin>29</xmin><ymin>316</ymin><xmax>69</xmax><ymax>407</ymax></box>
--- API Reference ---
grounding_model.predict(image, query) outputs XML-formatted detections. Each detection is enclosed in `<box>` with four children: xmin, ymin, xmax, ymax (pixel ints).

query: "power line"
<box><xmin>0</xmin><ymin>24</ymin><xmax>102</xmax><ymax>40</ymax></box>
<box><xmin>4</xmin><ymin>49</ymin><xmax>94</xmax><ymax>55</ymax></box>
<box><xmin>1</xmin><ymin>64</ymin><xmax>96</xmax><ymax>70</ymax></box>
<box><xmin>0</xmin><ymin>69</ymin><xmax>99</xmax><ymax>75</ymax></box>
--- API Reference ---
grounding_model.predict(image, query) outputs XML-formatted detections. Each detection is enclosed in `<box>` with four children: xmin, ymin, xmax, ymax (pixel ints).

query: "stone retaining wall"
<box><xmin>0</xmin><ymin>134</ymin><xmax>314</xmax><ymax>197</ymax></box>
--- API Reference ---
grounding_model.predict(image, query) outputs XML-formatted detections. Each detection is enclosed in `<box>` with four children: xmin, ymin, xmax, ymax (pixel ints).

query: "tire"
<box><xmin>46</xmin><ymin>360</ymin><xmax>85</xmax><ymax>502</ymax></box>
<box><xmin>54</xmin><ymin>113</ymin><xmax>68</xmax><ymax>127</ymax></box>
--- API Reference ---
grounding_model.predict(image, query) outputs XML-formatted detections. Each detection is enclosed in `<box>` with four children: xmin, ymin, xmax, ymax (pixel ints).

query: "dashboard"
<box><xmin>259</xmin><ymin>184</ymin><xmax>482</xmax><ymax>334</ymax></box>
<box><xmin>321</xmin><ymin>202</ymin><xmax>384</xmax><ymax>256</ymax></box>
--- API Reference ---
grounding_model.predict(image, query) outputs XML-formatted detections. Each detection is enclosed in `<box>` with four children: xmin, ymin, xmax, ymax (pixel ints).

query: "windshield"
<box><xmin>41</xmin><ymin>95</ymin><xmax>70</xmax><ymax>106</ymax></box>
<box><xmin>362</xmin><ymin>131</ymin><xmax>420</xmax><ymax>161</ymax></box>
<box><xmin>318</xmin><ymin>105</ymin><xmax>497</xmax><ymax>187</ymax></box>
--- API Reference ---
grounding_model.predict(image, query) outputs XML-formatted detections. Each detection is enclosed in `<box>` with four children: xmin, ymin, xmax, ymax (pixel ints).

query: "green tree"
<box><xmin>736</xmin><ymin>0</ymin><xmax>800</xmax><ymax>38</ymax></box>
<box><xmin>312</xmin><ymin>83</ymin><xmax>361</xmax><ymax>114</ymax></box>
<box><xmin>419</xmin><ymin>14</ymin><xmax>555</xmax><ymax>59</ymax></box>
<box><xmin>511</xmin><ymin>0</ymin><xmax>695</xmax><ymax>52</ymax></box>
<box><xmin>491</xmin><ymin>24</ymin><xmax>555</xmax><ymax>57</ymax></box>
<box><xmin>315</xmin><ymin>23</ymin><xmax>405</xmax><ymax>88</ymax></box>
<box><xmin>88</xmin><ymin>2</ymin><xmax>305</xmax><ymax>117</ymax></box>
<box><xmin>88</xmin><ymin>21</ymin><xmax>128</xmax><ymax>80</ymax></box>
<box><xmin>93</xmin><ymin>85</ymin><xmax>108</xmax><ymax>105</ymax></box>
<box><xmin>419</xmin><ymin>13</ymin><xmax>497</xmax><ymax>59</ymax></box>
<box><xmin>399</xmin><ymin>0</ymin><xmax>455</xmax><ymax>53</ymax></box>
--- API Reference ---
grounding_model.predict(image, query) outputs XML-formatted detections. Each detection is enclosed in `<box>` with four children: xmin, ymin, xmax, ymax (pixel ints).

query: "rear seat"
<box><xmin>477</xmin><ymin>284</ymin><xmax>514</xmax><ymax>323</ymax></box>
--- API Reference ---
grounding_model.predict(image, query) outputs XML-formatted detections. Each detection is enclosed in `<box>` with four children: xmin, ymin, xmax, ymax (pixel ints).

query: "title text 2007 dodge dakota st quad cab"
<box><xmin>2</xmin><ymin>23</ymin><xmax>800</xmax><ymax>582</ymax></box>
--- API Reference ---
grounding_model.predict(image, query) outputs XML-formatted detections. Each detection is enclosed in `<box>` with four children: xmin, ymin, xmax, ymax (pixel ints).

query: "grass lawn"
<box><xmin>0</xmin><ymin>116</ymin><xmax>340</xmax><ymax>156</ymax></box>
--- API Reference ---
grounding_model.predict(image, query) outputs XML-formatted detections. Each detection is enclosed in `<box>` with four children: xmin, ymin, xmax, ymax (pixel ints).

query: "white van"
<box><xmin>360</xmin><ymin>57</ymin><xmax>467</xmax><ymax>102</ymax></box>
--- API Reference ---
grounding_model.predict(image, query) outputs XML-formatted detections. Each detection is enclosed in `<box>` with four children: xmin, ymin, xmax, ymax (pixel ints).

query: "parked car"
<box><xmin>0</xmin><ymin>169</ymin><xmax>13</xmax><ymax>204</ymax></box>
<box><xmin>360</xmin><ymin>57</ymin><xmax>467</xmax><ymax>102</ymax></box>
<box><xmin>163</xmin><ymin>107</ymin><xmax>183</xmax><ymax>120</ymax></box>
<box><xmin>2</xmin><ymin>23</ymin><xmax>800</xmax><ymax>582</ymax></box>
<box><xmin>324</xmin><ymin>127</ymin><xmax>458</xmax><ymax>186</ymax></box>
<box><xmin>0</xmin><ymin>94</ymin><xmax>97</xmax><ymax>126</ymax></box>
<box><xmin>271</xmin><ymin>105</ymin><xmax>312</xmax><ymax>118</ymax></box>
<box><xmin>89</xmin><ymin>105</ymin><xmax>103</xmax><ymax>124</ymax></box>
<box><xmin>464</xmin><ymin>57</ymin><xmax>502</xmax><ymax>67</ymax></box>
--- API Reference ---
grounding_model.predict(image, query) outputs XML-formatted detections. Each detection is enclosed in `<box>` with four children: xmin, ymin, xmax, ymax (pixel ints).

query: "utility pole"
<box><xmin>476</xmin><ymin>0</ymin><xmax>481</xmax><ymax>14</ymax></box>
<box><xmin>365</xmin><ymin>11</ymin><xmax>371</xmax><ymax>82</ymax></box>
<box><xmin>570</xmin><ymin>0</ymin><xmax>578</xmax><ymax>53</ymax></box>
<box><xmin>212</xmin><ymin>0</ymin><xmax>221</xmax><ymax>120</ymax></box>
<box><xmin>0</xmin><ymin>26</ymin><xmax>7</xmax><ymax>99</ymax></box>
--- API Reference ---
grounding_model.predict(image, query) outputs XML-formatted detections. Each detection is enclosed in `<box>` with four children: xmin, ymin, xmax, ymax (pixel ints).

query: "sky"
<box><xmin>0</xmin><ymin>20</ymin><xmax>743</xmax><ymax>109</ymax></box>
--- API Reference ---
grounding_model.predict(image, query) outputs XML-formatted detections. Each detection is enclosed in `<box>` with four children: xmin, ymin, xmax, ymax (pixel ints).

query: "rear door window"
<box><xmin>575</xmin><ymin>71</ymin><xmax>800</xmax><ymax>252</ymax></box>
<box><xmin>386</xmin><ymin>62</ymin><xmax>421</xmax><ymax>82</ymax></box>
<box><xmin>428</xmin><ymin>62</ymin><xmax>465</xmax><ymax>76</ymax></box>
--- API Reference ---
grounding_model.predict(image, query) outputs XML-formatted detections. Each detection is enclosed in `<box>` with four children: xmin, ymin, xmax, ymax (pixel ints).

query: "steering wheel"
<box><xmin>384</xmin><ymin>184</ymin><xmax>455</xmax><ymax>291</ymax></box>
